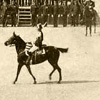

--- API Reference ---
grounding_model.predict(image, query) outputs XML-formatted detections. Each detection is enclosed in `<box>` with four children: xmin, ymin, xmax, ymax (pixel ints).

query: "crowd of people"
<box><xmin>0</xmin><ymin>1</ymin><xmax>18</xmax><ymax>27</ymax></box>
<box><xmin>0</xmin><ymin>0</ymin><xmax>97</xmax><ymax>27</ymax></box>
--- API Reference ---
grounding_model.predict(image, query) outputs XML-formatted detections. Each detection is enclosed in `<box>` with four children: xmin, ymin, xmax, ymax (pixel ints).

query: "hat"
<box><xmin>37</xmin><ymin>23</ymin><xmax>42</xmax><ymax>29</ymax></box>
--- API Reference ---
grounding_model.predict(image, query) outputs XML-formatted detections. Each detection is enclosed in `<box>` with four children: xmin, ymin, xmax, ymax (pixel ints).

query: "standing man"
<box><xmin>37</xmin><ymin>5</ymin><xmax>43</xmax><ymax>24</ymax></box>
<box><xmin>62</xmin><ymin>1</ymin><xmax>68</xmax><ymax>27</ymax></box>
<box><xmin>31</xmin><ymin>2</ymin><xmax>37</xmax><ymax>26</ymax></box>
<box><xmin>84</xmin><ymin>6</ymin><xmax>94</xmax><ymax>36</ymax></box>
<box><xmin>1</xmin><ymin>1</ymin><xmax>7</xmax><ymax>27</ymax></box>
<box><xmin>53</xmin><ymin>0</ymin><xmax>58</xmax><ymax>27</ymax></box>
<box><xmin>58</xmin><ymin>2</ymin><xmax>64</xmax><ymax>25</ymax></box>
<box><xmin>43</xmin><ymin>2</ymin><xmax>48</xmax><ymax>26</ymax></box>
<box><xmin>10</xmin><ymin>1</ymin><xmax>18</xmax><ymax>27</ymax></box>
<box><xmin>48</xmin><ymin>3</ymin><xmax>53</xmax><ymax>24</ymax></box>
<box><xmin>70</xmin><ymin>0</ymin><xmax>78</xmax><ymax>26</ymax></box>
<box><xmin>35</xmin><ymin>4</ymin><xmax>39</xmax><ymax>25</ymax></box>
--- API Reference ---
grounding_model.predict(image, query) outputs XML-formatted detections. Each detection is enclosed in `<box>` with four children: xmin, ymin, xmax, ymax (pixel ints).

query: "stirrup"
<box><xmin>25</xmin><ymin>51</ymin><xmax>29</xmax><ymax>56</ymax></box>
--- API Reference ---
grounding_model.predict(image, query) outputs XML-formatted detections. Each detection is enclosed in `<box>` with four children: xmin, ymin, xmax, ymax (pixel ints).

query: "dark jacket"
<box><xmin>31</xmin><ymin>5</ymin><xmax>36</xmax><ymax>14</ymax></box>
<box><xmin>35</xmin><ymin>30</ymin><xmax>43</xmax><ymax>48</ymax></box>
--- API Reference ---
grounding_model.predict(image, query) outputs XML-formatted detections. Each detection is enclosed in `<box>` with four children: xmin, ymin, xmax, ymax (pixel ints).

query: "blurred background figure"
<box><xmin>62</xmin><ymin>1</ymin><xmax>68</xmax><ymax>27</ymax></box>
<box><xmin>53</xmin><ymin>0</ymin><xmax>58</xmax><ymax>27</ymax></box>
<box><xmin>10</xmin><ymin>0</ymin><xmax>18</xmax><ymax>27</ymax></box>
<box><xmin>1</xmin><ymin>1</ymin><xmax>7</xmax><ymax>27</ymax></box>
<box><xmin>70</xmin><ymin>0</ymin><xmax>79</xmax><ymax>26</ymax></box>
<box><xmin>43</xmin><ymin>2</ymin><xmax>48</xmax><ymax>27</ymax></box>
<box><xmin>36</xmin><ymin>5</ymin><xmax>43</xmax><ymax>24</ymax></box>
<box><xmin>31</xmin><ymin>2</ymin><xmax>37</xmax><ymax>27</ymax></box>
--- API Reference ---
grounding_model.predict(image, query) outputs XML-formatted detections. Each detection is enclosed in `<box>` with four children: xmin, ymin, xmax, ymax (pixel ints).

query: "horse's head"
<box><xmin>5</xmin><ymin>32</ymin><xmax>26</xmax><ymax>54</ymax></box>
<box><xmin>5</xmin><ymin>32</ymin><xmax>18</xmax><ymax>46</ymax></box>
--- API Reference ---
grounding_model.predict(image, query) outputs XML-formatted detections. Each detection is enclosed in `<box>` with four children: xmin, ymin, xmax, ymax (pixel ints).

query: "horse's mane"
<box><xmin>17</xmin><ymin>36</ymin><xmax>26</xmax><ymax>44</ymax></box>
<box><xmin>15</xmin><ymin>35</ymin><xmax>26</xmax><ymax>54</ymax></box>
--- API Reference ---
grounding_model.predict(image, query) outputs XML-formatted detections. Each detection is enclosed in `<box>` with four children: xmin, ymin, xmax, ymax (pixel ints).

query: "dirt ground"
<box><xmin>0</xmin><ymin>26</ymin><xmax>100</xmax><ymax>100</ymax></box>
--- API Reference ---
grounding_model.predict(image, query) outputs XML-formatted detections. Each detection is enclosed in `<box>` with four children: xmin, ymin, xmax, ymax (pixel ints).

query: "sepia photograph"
<box><xmin>0</xmin><ymin>0</ymin><xmax>100</xmax><ymax>100</ymax></box>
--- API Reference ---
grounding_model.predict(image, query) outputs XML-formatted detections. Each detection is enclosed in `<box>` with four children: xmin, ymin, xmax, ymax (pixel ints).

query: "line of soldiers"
<box><xmin>31</xmin><ymin>0</ymin><xmax>95</xmax><ymax>27</ymax></box>
<box><xmin>0</xmin><ymin>0</ymin><xmax>95</xmax><ymax>27</ymax></box>
<box><xmin>31</xmin><ymin>0</ymin><xmax>70</xmax><ymax>27</ymax></box>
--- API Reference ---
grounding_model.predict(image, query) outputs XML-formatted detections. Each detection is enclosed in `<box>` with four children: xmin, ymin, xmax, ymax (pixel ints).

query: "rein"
<box><xmin>9</xmin><ymin>44</ymin><xmax>15</xmax><ymax>47</ymax></box>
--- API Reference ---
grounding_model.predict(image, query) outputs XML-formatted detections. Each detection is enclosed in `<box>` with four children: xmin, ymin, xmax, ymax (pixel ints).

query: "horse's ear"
<box><xmin>13</xmin><ymin>32</ymin><xmax>16</xmax><ymax>37</ymax></box>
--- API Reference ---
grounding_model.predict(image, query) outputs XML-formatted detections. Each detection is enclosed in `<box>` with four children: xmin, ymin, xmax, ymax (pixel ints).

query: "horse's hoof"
<box><xmin>57</xmin><ymin>81</ymin><xmax>61</xmax><ymax>84</ymax></box>
<box><xmin>49</xmin><ymin>76</ymin><xmax>52</xmax><ymax>80</ymax></box>
<box><xmin>34</xmin><ymin>80</ymin><xmax>37</xmax><ymax>84</ymax></box>
<box><xmin>13</xmin><ymin>81</ymin><xmax>16</xmax><ymax>84</ymax></box>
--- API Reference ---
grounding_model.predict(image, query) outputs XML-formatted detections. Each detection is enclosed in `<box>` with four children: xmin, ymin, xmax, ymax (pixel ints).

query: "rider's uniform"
<box><xmin>25</xmin><ymin>23</ymin><xmax>44</xmax><ymax>65</ymax></box>
<box><xmin>29</xmin><ymin>30</ymin><xmax>42</xmax><ymax>52</ymax></box>
<box><xmin>25</xmin><ymin>24</ymin><xmax>43</xmax><ymax>57</ymax></box>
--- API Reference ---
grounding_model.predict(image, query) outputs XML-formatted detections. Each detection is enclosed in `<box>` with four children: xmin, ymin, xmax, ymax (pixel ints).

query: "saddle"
<box><xmin>34</xmin><ymin>44</ymin><xmax>46</xmax><ymax>55</ymax></box>
<box><xmin>33</xmin><ymin>49</ymin><xmax>44</xmax><ymax>55</ymax></box>
<box><xmin>25</xmin><ymin>43</ymin><xmax>46</xmax><ymax>56</ymax></box>
<box><xmin>29</xmin><ymin>45</ymin><xmax>47</xmax><ymax>64</ymax></box>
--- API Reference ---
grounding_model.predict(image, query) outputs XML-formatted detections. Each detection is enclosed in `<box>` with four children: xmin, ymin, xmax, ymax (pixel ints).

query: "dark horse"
<box><xmin>4</xmin><ymin>32</ymin><xmax>68</xmax><ymax>84</ymax></box>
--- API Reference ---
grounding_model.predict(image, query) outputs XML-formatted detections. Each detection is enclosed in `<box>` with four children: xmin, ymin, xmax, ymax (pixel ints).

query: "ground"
<box><xmin>0</xmin><ymin>26</ymin><xmax>100</xmax><ymax>100</ymax></box>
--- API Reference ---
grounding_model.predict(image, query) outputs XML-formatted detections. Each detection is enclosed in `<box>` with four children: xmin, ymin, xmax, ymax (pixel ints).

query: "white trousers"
<box><xmin>25</xmin><ymin>44</ymin><xmax>38</xmax><ymax>56</ymax></box>
<box><xmin>29</xmin><ymin>44</ymin><xmax>38</xmax><ymax>52</ymax></box>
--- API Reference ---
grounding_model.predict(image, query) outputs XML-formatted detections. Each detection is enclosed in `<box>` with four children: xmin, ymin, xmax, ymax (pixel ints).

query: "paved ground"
<box><xmin>0</xmin><ymin>26</ymin><xmax>100</xmax><ymax>100</ymax></box>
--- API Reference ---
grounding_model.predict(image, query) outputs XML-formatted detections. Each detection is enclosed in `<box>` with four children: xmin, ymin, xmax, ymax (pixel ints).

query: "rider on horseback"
<box><xmin>26</xmin><ymin>23</ymin><xmax>43</xmax><ymax>64</ymax></box>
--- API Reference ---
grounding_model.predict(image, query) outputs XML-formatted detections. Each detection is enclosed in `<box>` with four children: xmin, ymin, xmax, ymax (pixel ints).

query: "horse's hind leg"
<box><xmin>49</xmin><ymin>68</ymin><xmax>56</xmax><ymax>80</ymax></box>
<box><xmin>13</xmin><ymin>63</ymin><xmax>23</xmax><ymax>84</ymax></box>
<box><xmin>56</xmin><ymin>64</ymin><xmax>62</xmax><ymax>83</ymax></box>
<box><xmin>26</xmin><ymin>65</ymin><xmax>36</xmax><ymax>84</ymax></box>
<box><xmin>48</xmin><ymin>60</ymin><xmax>62</xmax><ymax>83</ymax></box>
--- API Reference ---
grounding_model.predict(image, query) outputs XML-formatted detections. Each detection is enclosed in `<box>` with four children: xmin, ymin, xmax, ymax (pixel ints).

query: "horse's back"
<box><xmin>31</xmin><ymin>45</ymin><xmax>59</xmax><ymax>64</ymax></box>
<box><xmin>31</xmin><ymin>49</ymin><xmax>47</xmax><ymax>64</ymax></box>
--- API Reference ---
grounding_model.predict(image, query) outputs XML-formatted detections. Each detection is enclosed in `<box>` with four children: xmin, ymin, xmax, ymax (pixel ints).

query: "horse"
<box><xmin>4</xmin><ymin>32</ymin><xmax>68</xmax><ymax>84</ymax></box>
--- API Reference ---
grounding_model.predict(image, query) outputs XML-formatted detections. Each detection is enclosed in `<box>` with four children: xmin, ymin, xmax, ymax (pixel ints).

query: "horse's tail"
<box><xmin>57</xmin><ymin>48</ymin><xmax>69</xmax><ymax>53</ymax></box>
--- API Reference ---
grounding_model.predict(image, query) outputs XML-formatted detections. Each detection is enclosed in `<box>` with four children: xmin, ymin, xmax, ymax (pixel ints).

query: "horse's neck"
<box><xmin>15</xmin><ymin>43</ymin><xmax>26</xmax><ymax>55</ymax></box>
<box><xmin>15</xmin><ymin>37</ymin><xmax>26</xmax><ymax>54</ymax></box>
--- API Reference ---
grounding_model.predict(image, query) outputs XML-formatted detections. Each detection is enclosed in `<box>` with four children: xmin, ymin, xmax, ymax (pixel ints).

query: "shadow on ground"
<box><xmin>38</xmin><ymin>80</ymin><xmax>100</xmax><ymax>85</ymax></box>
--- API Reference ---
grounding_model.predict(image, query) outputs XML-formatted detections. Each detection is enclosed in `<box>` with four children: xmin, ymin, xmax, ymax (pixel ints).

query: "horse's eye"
<box><xmin>13</xmin><ymin>40</ymin><xmax>16</xmax><ymax>43</ymax></box>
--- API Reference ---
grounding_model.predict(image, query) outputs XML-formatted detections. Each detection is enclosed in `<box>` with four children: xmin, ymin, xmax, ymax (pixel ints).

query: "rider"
<box><xmin>26</xmin><ymin>23</ymin><xmax>43</xmax><ymax>64</ymax></box>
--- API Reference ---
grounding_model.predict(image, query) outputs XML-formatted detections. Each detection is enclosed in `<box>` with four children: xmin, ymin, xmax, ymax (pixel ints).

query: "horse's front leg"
<box><xmin>26</xmin><ymin>65</ymin><xmax>37</xmax><ymax>84</ymax></box>
<box><xmin>13</xmin><ymin>63</ymin><xmax>23</xmax><ymax>84</ymax></box>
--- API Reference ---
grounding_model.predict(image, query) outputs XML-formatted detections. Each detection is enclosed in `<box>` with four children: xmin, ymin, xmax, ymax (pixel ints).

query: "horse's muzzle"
<box><xmin>4</xmin><ymin>41</ymin><xmax>8</xmax><ymax>46</ymax></box>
